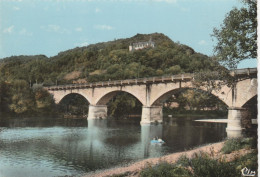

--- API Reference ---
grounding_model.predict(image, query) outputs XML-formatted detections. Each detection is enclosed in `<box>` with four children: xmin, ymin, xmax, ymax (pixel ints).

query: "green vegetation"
<box><xmin>0</xmin><ymin>33</ymin><xmax>227</xmax><ymax>117</ymax></box>
<box><xmin>0</xmin><ymin>80</ymin><xmax>56</xmax><ymax>117</ymax></box>
<box><xmin>139</xmin><ymin>137</ymin><xmax>257</xmax><ymax>177</ymax></box>
<box><xmin>189</xmin><ymin>152</ymin><xmax>237</xmax><ymax>177</ymax></box>
<box><xmin>233</xmin><ymin>150</ymin><xmax>258</xmax><ymax>173</ymax></box>
<box><xmin>59</xmin><ymin>93</ymin><xmax>89</xmax><ymax>116</ymax></box>
<box><xmin>164</xmin><ymin>89</ymin><xmax>227</xmax><ymax>110</ymax></box>
<box><xmin>140</xmin><ymin>154</ymin><xmax>238</xmax><ymax>177</ymax></box>
<box><xmin>107</xmin><ymin>92</ymin><xmax>142</xmax><ymax>119</ymax></box>
<box><xmin>111</xmin><ymin>172</ymin><xmax>133</xmax><ymax>177</ymax></box>
<box><xmin>221</xmin><ymin>137</ymin><xmax>257</xmax><ymax>154</ymax></box>
<box><xmin>0</xmin><ymin>0</ymin><xmax>257</xmax><ymax>118</ymax></box>
<box><xmin>0</xmin><ymin>33</ymin><xmax>220</xmax><ymax>84</ymax></box>
<box><xmin>140</xmin><ymin>162</ymin><xmax>192</xmax><ymax>177</ymax></box>
<box><xmin>212</xmin><ymin>0</ymin><xmax>257</xmax><ymax>69</ymax></box>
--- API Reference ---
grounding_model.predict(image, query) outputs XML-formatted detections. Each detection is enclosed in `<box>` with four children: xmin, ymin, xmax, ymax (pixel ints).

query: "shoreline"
<box><xmin>81</xmin><ymin>140</ymin><xmax>225</xmax><ymax>177</ymax></box>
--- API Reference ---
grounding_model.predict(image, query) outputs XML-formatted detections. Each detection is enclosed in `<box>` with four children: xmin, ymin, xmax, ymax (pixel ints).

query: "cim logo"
<box><xmin>241</xmin><ymin>167</ymin><xmax>256</xmax><ymax>176</ymax></box>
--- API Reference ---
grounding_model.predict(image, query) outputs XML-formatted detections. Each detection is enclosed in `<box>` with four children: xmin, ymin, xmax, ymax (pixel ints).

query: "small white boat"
<box><xmin>150</xmin><ymin>138</ymin><xmax>165</xmax><ymax>145</ymax></box>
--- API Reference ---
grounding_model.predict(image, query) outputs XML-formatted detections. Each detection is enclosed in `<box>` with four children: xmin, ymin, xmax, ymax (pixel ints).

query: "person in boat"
<box><xmin>158</xmin><ymin>138</ymin><xmax>163</xmax><ymax>143</ymax></box>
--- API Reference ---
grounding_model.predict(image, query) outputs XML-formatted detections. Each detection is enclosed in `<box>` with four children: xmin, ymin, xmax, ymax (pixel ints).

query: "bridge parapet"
<box><xmin>45</xmin><ymin>73</ymin><xmax>195</xmax><ymax>91</ymax></box>
<box><xmin>230</xmin><ymin>68</ymin><xmax>257</xmax><ymax>76</ymax></box>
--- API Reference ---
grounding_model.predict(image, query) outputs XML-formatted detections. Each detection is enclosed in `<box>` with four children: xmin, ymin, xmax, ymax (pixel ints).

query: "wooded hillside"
<box><xmin>0</xmin><ymin>33</ymin><xmax>221</xmax><ymax>85</ymax></box>
<box><xmin>0</xmin><ymin>33</ymin><xmax>226</xmax><ymax>117</ymax></box>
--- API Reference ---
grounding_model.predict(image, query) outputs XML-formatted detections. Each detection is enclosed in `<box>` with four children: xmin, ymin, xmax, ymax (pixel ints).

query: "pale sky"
<box><xmin>0</xmin><ymin>0</ymin><xmax>257</xmax><ymax>68</ymax></box>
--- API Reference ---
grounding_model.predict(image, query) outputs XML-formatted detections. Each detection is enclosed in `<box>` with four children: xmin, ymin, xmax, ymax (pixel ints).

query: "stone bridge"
<box><xmin>45</xmin><ymin>68</ymin><xmax>257</xmax><ymax>138</ymax></box>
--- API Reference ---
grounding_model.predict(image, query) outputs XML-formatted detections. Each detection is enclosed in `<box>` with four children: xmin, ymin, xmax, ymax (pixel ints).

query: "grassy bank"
<box><xmin>108</xmin><ymin>137</ymin><xmax>257</xmax><ymax>177</ymax></box>
<box><xmin>139</xmin><ymin>137</ymin><xmax>257</xmax><ymax>177</ymax></box>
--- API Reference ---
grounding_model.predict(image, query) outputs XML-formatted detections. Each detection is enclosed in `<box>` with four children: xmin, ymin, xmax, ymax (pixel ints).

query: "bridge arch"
<box><xmin>50</xmin><ymin>90</ymin><xmax>91</xmax><ymax>104</ymax></box>
<box><xmin>151</xmin><ymin>87</ymin><xmax>228</xmax><ymax>109</ymax></box>
<box><xmin>242</xmin><ymin>95</ymin><xmax>257</xmax><ymax>108</ymax></box>
<box><xmin>92</xmin><ymin>85</ymin><xmax>146</xmax><ymax>106</ymax></box>
<box><xmin>59</xmin><ymin>93</ymin><xmax>90</xmax><ymax>104</ymax></box>
<box><xmin>58</xmin><ymin>93</ymin><xmax>90</xmax><ymax>116</ymax></box>
<box><xmin>149</xmin><ymin>82</ymin><xmax>230</xmax><ymax>107</ymax></box>
<box><xmin>96</xmin><ymin>90</ymin><xmax>144</xmax><ymax>106</ymax></box>
<box><xmin>241</xmin><ymin>95</ymin><xmax>257</xmax><ymax>119</ymax></box>
<box><xmin>235</xmin><ymin>78</ymin><xmax>257</xmax><ymax>107</ymax></box>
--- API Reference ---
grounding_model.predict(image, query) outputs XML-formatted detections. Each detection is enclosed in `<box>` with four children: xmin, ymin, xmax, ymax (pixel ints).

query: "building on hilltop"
<box><xmin>129</xmin><ymin>37</ymin><xmax>155</xmax><ymax>51</ymax></box>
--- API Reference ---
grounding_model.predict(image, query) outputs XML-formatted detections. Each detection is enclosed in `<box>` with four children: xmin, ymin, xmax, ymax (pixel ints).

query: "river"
<box><xmin>0</xmin><ymin>117</ymin><xmax>226</xmax><ymax>177</ymax></box>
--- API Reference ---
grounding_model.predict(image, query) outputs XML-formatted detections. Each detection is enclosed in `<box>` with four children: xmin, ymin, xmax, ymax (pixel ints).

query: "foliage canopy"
<box><xmin>212</xmin><ymin>0</ymin><xmax>257</xmax><ymax>69</ymax></box>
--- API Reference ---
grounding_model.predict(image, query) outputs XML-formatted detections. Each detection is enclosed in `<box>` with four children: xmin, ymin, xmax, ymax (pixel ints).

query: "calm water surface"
<box><xmin>0</xmin><ymin>117</ymin><xmax>226</xmax><ymax>177</ymax></box>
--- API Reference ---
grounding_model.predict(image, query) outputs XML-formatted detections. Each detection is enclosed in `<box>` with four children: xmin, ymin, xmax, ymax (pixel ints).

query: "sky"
<box><xmin>0</xmin><ymin>0</ymin><xmax>257</xmax><ymax>69</ymax></box>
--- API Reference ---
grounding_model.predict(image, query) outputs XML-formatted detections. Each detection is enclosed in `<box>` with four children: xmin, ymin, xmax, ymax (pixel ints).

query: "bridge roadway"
<box><xmin>45</xmin><ymin>68</ymin><xmax>257</xmax><ymax>138</ymax></box>
<box><xmin>47</xmin><ymin>73</ymin><xmax>194</xmax><ymax>90</ymax></box>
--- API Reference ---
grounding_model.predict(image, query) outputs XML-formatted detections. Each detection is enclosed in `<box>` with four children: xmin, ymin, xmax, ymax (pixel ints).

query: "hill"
<box><xmin>0</xmin><ymin>33</ymin><xmax>227</xmax><ymax>117</ymax></box>
<box><xmin>0</xmin><ymin>33</ymin><xmax>220</xmax><ymax>85</ymax></box>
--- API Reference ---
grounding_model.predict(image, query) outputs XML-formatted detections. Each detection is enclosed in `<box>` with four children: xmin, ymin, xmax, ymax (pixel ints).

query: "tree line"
<box><xmin>0</xmin><ymin>33</ymin><xmax>223</xmax><ymax>117</ymax></box>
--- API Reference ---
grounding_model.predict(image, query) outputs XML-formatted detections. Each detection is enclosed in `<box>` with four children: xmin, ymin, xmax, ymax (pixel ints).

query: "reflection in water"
<box><xmin>141</xmin><ymin>124</ymin><xmax>163</xmax><ymax>158</ymax></box>
<box><xmin>0</xmin><ymin>117</ymin><xmax>226</xmax><ymax>177</ymax></box>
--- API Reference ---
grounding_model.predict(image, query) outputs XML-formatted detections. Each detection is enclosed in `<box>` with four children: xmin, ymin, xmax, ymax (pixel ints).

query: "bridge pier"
<box><xmin>88</xmin><ymin>105</ymin><xmax>107</xmax><ymax>119</ymax></box>
<box><xmin>226</xmin><ymin>107</ymin><xmax>248</xmax><ymax>138</ymax></box>
<box><xmin>141</xmin><ymin>106</ymin><xmax>163</xmax><ymax>124</ymax></box>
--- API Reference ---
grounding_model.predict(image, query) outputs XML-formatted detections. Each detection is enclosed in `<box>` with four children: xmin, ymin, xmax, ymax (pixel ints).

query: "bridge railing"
<box><xmin>45</xmin><ymin>68</ymin><xmax>257</xmax><ymax>91</ymax></box>
<box><xmin>45</xmin><ymin>73</ymin><xmax>195</xmax><ymax>90</ymax></box>
<box><xmin>230</xmin><ymin>68</ymin><xmax>257</xmax><ymax>76</ymax></box>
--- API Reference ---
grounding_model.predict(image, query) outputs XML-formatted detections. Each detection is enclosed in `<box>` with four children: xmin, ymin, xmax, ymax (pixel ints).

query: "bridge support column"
<box><xmin>141</xmin><ymin>106</ymin><xmax>163</xmax><ymax>124</ymax></box>
<box><xmin>226</xmin><ymin>107</ymin><xmax>248</xmax><ymax>138</ymax></box>
<box><xmin>88</xmin><ymin>105</ymin><xmax>107</xmax><ymax>119</ymax></box>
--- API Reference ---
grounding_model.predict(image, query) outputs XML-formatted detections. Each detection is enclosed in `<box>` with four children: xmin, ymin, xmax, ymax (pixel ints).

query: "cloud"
<box><xmin>95</xmin><ymin>8</ymin><xmax>101</xmax><ymax>13</ymax></box>
<box><xmin>13</xmin><ymin>6</ymin><xmax>20</xmax><ymax>11</ymax></box>
<box><xmin>198</xmin><ymin>40</ymin><xmax>207</xmax><ymax>45</ymax></box>
<box><xmin>79</xmin><ymin>42</ymin><xmax>89</xmax><ymax>47</ymax></box>
<box><xmin>75</xmin><ymin>41</ymin><xmax>89</xmax><ymax>47</ymax></box>
<box><xmin>19</xmin><ymin>28</ymin><xmax>33</xmax><ymax>36</ymax></box>
<box><xmin>41</xmin><ymin>25</ymin><xmax>70</xmax><ymax>34</ymax></box>
<box><xmin>3</xmin><ymin>26</ymin><xmax>14</xmax><ymax>34</ymax></box>
<box><xmin>75</xmin><ymin>27</ymin><xmax>83</xmax><ymax>32</ymax></box>
<box><xmin>46</xmin><ymin>25</ymin><xmax>60</xmax><ymax>32</ymax></box>
<box><xmin>180</xmin><ymin>7</ymin><xmax>190</xmax><ymax>12</ymax></box>
<box><xmin>94</xmin><ymin>25</ymin><xmax>114</xmax><ymax>30</ymax></box>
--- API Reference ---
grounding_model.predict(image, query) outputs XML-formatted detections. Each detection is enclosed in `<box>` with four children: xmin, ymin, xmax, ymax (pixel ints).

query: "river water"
<box><xmin>0</xmin><ymin>117</ymin><xmax>226</xmax><ymax>177</ymax></box>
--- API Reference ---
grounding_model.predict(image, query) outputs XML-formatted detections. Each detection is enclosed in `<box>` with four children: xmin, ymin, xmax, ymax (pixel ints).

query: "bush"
<box><xmin>221</xmin><ymin>137</ymin><xmax>257</xmax><ymax>154</ymax></box>
<box><xmin>140</xmin><ymin>138</ymin><xmax>257</xmax><ymax>177</ymax></box>
<box><xmin>175</xmin><ymin>155</ymin><xmax>190</xmax><ymax>167</ymax></box>
<box><xmin>233</xmin><ymin>151</ymin><xmax>258</xmax><ymax>173</ymax></box>
<box><xmin>139</xmin><ymin>162</ymin><xmax>192</xmax><ymax>177</ymax></box>
<box><xmin>190</xmin><ymin>152</ymin><xmax>238</xmax><ymax>177</ymax></box>
<box><xmin>111</xmin><ymin>171</ymin><xmax>132</xmax><ymax>177</ymax></box>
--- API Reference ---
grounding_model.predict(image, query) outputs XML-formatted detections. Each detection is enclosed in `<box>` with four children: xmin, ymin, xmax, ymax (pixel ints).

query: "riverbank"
<box><xmin>82</xmin><ymin>141</ymin><xmax>226</xmax><ymax>177</ymax></box>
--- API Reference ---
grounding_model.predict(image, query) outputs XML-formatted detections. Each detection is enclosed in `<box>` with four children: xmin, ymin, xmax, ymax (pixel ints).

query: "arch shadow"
<box><xmin>151</xmin><ymin>87</ymin><xmax>228</xmax><ymax>109</ymax></box>
<box><xmin>242</xmin><ymin>95</ymin><xmax>257</xmax><ymax>119</ymax></box>
<box><xmin>96</xmin><ymin>90</ymin><xmax>143</xmax><ymax>106</ymax></box>
<box><xmin>59</xmin><ymin>93</ymin><xmax>90</xmax><ymax>116</ymax></box>
<box><xmin>96</xmin><ymin>91</ymin><xmax>143</xmax><ymax>119</ymax></box>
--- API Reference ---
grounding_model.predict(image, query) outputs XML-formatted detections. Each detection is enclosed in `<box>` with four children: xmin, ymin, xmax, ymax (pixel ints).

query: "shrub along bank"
<box><xmin>111</xmin><ymin>137</ymin><xmax>257</xmax><ymax>177</ymax></box>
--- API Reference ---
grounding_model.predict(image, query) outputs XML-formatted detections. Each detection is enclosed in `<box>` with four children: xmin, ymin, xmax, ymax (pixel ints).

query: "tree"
<box><xmin>212</xmin><ymin>0</ymin><xmax>257</xmax><ymax>69</ymax></box>
<box><xmin>108</xmin><ymin>93</ymin><xmax>142</xmax><ymax>118</ymax></box>
<box><xmin>0</xmin><ymin>81</ymin><xmax>10</xmax><ymax>113</ymax></box>
<box><xmin>8</xmin><ymin>80</ymin><xmax>35</xmax><ymax>114</ymax></box>
<box><xmin>34</xmin><ymin>88</ymin><xmax>55</xmax><ymax>112</ymax></box>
